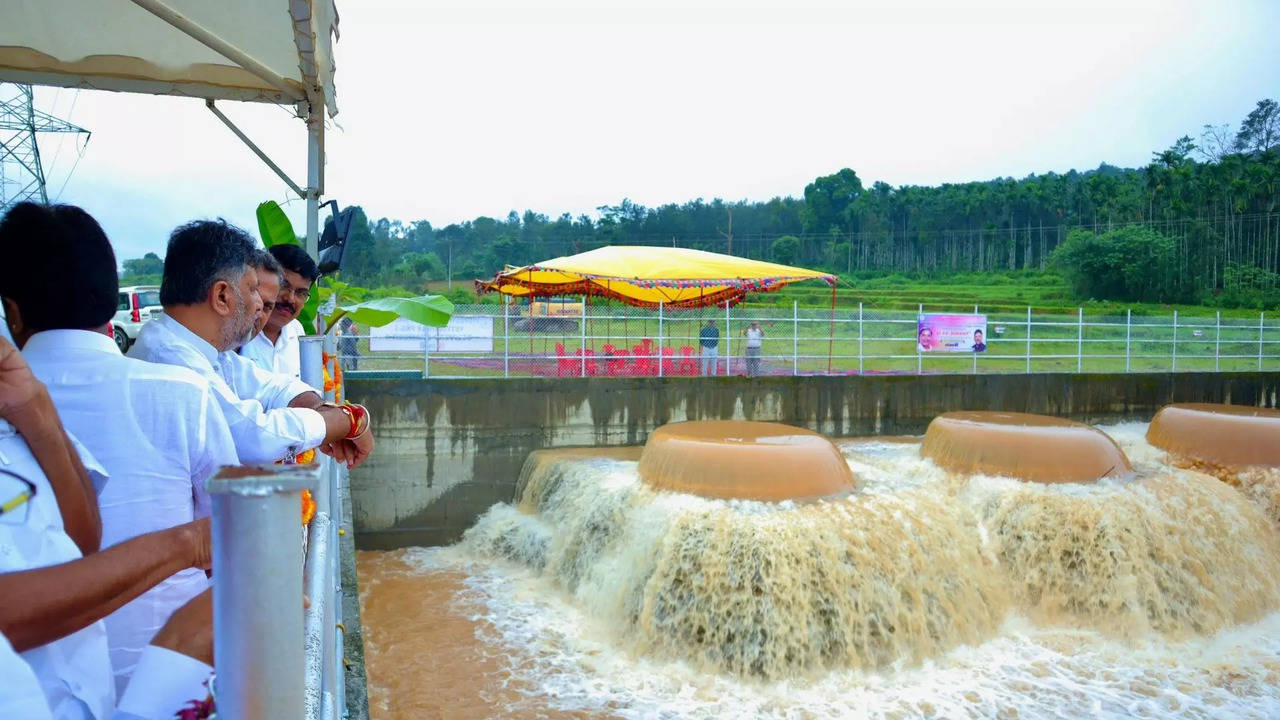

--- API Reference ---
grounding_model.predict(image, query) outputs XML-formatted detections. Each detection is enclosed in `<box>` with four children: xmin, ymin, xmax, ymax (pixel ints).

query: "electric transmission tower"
<box><xmin>0</xmin><ymin>83</ymin><xmax>90</xmax><ymax>212</ymax></box>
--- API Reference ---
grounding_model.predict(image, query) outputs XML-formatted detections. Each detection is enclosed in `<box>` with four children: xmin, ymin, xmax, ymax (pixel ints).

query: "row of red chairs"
<box><xmin>552</xmin><ymin>340</ymin><xmax>701</xmax><ymax>377</ymax></box>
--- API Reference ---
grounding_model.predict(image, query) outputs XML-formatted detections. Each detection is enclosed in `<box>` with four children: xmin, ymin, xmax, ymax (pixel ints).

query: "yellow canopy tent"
<box><xmin>477</xmin><ymin>246</ymin><xmax>836</xmax><ymax>309</ymax></box>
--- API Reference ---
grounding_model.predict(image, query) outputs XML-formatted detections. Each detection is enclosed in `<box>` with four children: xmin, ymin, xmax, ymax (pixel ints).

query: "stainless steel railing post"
<box><xmin>209</xmin><ymin>463</ymin><xmax>318</xmax><ymax>720</ymax></box>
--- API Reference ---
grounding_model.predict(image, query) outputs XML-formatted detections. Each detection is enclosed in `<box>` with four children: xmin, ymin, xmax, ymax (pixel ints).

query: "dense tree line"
<box><xmin>121</xmin><ymin>99</ymin><xmax>1280</xmax><ymax>307</ymax></box>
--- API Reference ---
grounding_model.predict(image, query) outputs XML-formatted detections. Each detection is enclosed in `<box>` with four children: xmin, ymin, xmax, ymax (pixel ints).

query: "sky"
<box><xmin>23</xmin><ymin>0</ymin><xmax>1280</xmax><ymax>262</ymax></box>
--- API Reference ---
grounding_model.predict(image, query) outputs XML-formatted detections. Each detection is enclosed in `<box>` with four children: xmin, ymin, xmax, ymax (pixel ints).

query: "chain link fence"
<box><xmin>336</xmin><ymin>302</ymin><xmax>1280</xmax><ymax>379</ymax></box>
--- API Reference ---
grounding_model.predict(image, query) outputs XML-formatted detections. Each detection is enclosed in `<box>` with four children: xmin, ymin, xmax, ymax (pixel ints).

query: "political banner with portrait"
<box><xmin>917</xmin><ymin>314</ymin><xmax>988</xmax><ymax>353</ymax></box>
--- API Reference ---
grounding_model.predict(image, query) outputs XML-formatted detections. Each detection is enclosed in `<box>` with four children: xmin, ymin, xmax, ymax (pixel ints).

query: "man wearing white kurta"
<box><xmin>0</xmin><ymin>416</ymin><xmax>114</xmax><ymax>719</ymax></box>
<box><xmin>241</xmin><ymin>317</ymin><xmax>305</xmax><ymax>379</ymax></box>
<box><xmin>0</xmin><ymin>422</ymin><xmax>215</xmax><ymax>719</ymax></box>
<box><xmin>253</xmin><ymin>243</ymin><xmax>321</xmax><ymax>383</ymax></box>
<box><xmin>23</xmin><ymin>329</ymin><xmax>236</xmax><ymax>694</ymax></box>
<box><xmin>127</xmin><ymin>219</ymin><xmax>373</xmax><ymax>468</ymax></box>
<box><xmin>239</xmin><ymin>250</ymin><xmax>306</xmax><ymax>380</ymax></box>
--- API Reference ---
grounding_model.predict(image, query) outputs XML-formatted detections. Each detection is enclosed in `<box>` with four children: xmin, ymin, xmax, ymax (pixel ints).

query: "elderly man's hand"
<box><xmin>319</xmin><ymin>432</ymin><xmax>373</xmax><ymax>470</ymax></box>
<box><xmin>0</xmin><ymin>334</ymin><xmax>51</xmax><ymax>426</ymax></box>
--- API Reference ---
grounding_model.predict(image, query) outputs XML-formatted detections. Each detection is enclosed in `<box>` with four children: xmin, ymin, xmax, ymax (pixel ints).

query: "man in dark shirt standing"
<box><xmin>699</xmin><ymin>319</ymin><xmax>720</xmax><ymax>376</ymax></box>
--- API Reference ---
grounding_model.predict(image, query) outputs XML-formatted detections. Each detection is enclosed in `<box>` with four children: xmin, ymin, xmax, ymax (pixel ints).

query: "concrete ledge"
<box><xmin>347</xmin><ymin>372</ymin><xmax>1280</xmax><ymax>549</ymax></box>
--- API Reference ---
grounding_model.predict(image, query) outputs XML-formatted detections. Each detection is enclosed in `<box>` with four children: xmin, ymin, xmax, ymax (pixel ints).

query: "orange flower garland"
<box><xmin>300</xmin><ymin>489</ymin><xmax>316</xmax><ymax>525</ymax></box>
<box><xmin>296</xmin><ymin>448</ymin><xmax>318</xmax><ymax>525</ymax></box>
<box><xmin>320</xmin><ymin>351</ymin><xmax>344</xmax><ymax>402</ymax></box>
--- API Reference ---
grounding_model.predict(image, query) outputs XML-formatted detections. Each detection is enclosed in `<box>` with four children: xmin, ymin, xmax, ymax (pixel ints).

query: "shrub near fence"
<box><xmin>340</xmin><ymin>303</ymin><xmax>1280</xmax><ymax>379</ymax></box>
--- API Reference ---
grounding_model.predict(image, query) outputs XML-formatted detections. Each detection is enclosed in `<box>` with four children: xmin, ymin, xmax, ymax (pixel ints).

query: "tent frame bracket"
<box><xmin>206</xmin><ymin>99</ymin><xmax>305</xmax><ymax>199</ymax></box>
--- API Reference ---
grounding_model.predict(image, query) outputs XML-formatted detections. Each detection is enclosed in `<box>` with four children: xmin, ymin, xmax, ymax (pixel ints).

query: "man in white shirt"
<box><xmin>0</xmin><ymin>330</ymin><xmax>214</xmax><ymax>720</ymax></box>
<box><xmin>127</xmin><ymin>219</ymin><xmax>372</xmax><ymax>468</ymax></box>
<box><xmin>241</xmin><ymin>244</ymin><xmax>318</xmax><ymax>382</ymax></box>
<box><xmin>0</xmin><ymin>202</ymin><xmax>239</xmax><ymax>694</ymax></box>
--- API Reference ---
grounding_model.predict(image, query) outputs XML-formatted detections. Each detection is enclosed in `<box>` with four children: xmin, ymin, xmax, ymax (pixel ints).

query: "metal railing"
<box><xmin>339</xmin><ymin>302</ymin><xmax>1280</xmax><ymax>379</ymax></box>
<box><xmin>208</xmin><ymin>336</ymin><xmax>353</xmax><ymax>720</ymax></box>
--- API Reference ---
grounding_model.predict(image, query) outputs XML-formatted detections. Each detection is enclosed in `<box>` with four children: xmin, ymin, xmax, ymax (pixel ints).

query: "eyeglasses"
<box><xmin>0</xmin><ymin>469</ymin><xmax>36</xmax><ymax>521</ymax></box>
<box><xmin>278</xmin><ymin>285</ymin><xmax>311</xmax><ymax>303</ymax></box>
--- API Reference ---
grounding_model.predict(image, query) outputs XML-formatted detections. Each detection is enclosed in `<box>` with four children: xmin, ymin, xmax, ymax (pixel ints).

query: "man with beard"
<box><xmin>129</xmin><ymin>220</ymin><xmax>373</xmax><ymax>468</ymax></box>
<box><xmin>241</xmin><ymin>246</ymin><xmax>309</xmax><ymax>380</ymax></box>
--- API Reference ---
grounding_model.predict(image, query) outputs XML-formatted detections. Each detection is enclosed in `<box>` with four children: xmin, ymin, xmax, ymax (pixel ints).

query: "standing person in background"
<box><xmin>743</xmin><ymin>321</ymin><xmax>764</xmax><ymax>377</ymax></box>
<box><xmin>252</xmin><ymin>244</ymin><xmax>319</xmax><ymax>383</ymax></box>
<box><xmin>698</xmin><ymin>319</ymin><xmax>720</xmax><ymax>376</ymax></box>
<box><xmin>338</xmin><ymin>316</ymin><xmax>360</xmax><ymax>372</ymax></box>
<box><xmin>238</xmin><ymin>250</ymin><xmax>285</xmax><ymax>370</ymax></box>
<box><xmin>0</xmin><ymin>202</ymin><xmax>237</xmax><ymax>695</ymax></box>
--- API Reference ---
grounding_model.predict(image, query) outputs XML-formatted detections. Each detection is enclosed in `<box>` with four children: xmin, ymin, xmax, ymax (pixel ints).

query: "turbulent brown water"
<box><xmin>359</xmin><ymin>422</ymin><xmax>1280</xmax><ymax>719</ymax></box>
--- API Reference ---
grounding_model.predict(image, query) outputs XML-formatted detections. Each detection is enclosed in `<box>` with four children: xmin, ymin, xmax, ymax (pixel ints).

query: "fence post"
<box><xmin>858</xmin><ymin>302</ymin><xmax>864</xmax><ymax>375</ymax></box>
<box><xmin>972</xmin><ymin>304</ymin><xmax>978</xmax><ymax>375</ymax></box>
<box><xmin>503</xmin><ymin>301</ymin><xmax>509</xmax><ymax>379</ymax></box>
<box><xmin>580</xmin><ymin>296</ymin><xmax>587</xmax><ymax>378</ymax></box>
<box><xmin>725</xmin><ymin>301</ymin><xmax>731</xmax><ymax>376</ymax></box>
<box><xmin>1261</xmin><ymin>312</ymin><xmax>1266</xmax><ymax>371</ymax></box>
<box><xmin>1215</xmin><ymin>311</ymin><xmax>1221</xmax><ymax>372</ymax></box>
<box><xmin>1125</xmin><ymin>308</ymin><xmax>1131</xmax><ymax>373</ymax></box>
<box><xmin>792</xmin><ymin>300</ymin><xmax>799</xmax><ymax>376</ymax></box>
<box><xmin>917</xmin><ymin>303</ymin><xmax>923</xmax><ymax>375</ymax></box>
<box><xmin>1026</xmin><ymin>306</ymin><xmax>1031</xmax><ymax>373</ymax></box>
<box><xmin>1171</xmin><ymin>310</ymin><xmax>1178</xmax><ymax>372</ymax></box>
<box><xmin>658</xmin><ymin>301</ymin><xmax>665</xmax><ymax>378</ymax></box>
<box><xmin>1076</xmin><ymin>307</ymin><xmax>1083</xmax><ymax>373</ymax></box>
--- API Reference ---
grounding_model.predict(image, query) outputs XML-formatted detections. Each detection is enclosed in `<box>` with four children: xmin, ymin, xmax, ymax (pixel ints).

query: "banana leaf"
<box><xmin>330</xmin><ymin>295</ymin><xmax>454</xmax><ymax>329</ymax></box>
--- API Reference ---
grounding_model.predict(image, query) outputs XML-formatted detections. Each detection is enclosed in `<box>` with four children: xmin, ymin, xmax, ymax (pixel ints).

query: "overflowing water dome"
<box><xmin>637</xmin><ymin>421</ymin><xmax>857</xmax><ymax>500</ymax></box>
<box><xmin>1147</xmin><ymin>402</ymin><xmax>1280</xmax><ymax>471</ymax></box>
<box><xmin>362</xmin><ymin>406</ymin><xmax>1280</xmax><ymax>718</ymax></box>
<box><xmin>921</xmin><ymin>411</ymin><xmax>1134</xmax><ymax>483</ymax></box>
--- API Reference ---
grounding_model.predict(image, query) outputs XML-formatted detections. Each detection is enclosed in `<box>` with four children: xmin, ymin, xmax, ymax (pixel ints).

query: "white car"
<box><xmin>112</xmin><ymin>285</ymin><xmax>162</xmax><ymax>352</ymax></box>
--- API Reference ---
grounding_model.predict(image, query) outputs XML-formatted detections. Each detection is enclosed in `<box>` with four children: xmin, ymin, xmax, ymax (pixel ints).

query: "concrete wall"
<box><xmin>346</xmin><ymin>372</ymin><xmax>1280</xmax><ymax>549</ymax></box>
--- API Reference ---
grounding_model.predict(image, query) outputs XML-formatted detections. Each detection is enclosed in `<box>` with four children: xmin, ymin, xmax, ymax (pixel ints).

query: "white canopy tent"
<box><xmin>0</xmin><ymin>0</ymin><xmax>339</xmax><ymax>255</ymax></box>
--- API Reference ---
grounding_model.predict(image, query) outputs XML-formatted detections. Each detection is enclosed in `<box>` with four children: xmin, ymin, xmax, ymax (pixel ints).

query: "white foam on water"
<box><xmin>406</xmin><ymin>545</ymin><xmax>1280</xmax><ymax>720</ymax></box>
<box><xmin>391</xmin><ymin>425</ymin><xmax>1280</xmax><ymax>718</ymax></box>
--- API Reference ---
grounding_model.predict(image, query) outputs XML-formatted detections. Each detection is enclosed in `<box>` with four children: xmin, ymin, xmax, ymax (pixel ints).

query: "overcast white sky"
<box><xmin>28</xmin><ymin>0</ymin><xmax>1280</xmax><ymax>261</ymax></box>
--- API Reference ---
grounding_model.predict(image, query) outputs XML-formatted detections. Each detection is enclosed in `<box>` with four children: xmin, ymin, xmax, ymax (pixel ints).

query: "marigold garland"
<box><xmin>320</xmin><ymin>351</ymin><xmax>344</xmax><ymax>402</ymax></box>
<box><xmin>301</xmin><ymin>489</ymin><xmax>316</xmax><ymax>526</ymax></box>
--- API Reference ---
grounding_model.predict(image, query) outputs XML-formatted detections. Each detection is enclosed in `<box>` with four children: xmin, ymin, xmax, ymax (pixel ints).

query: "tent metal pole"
<box><xmin>206</xmin><ymin>100</ymin><xmax>305</xmax><ymax>199</ymax></box>
<box><xmin>129</xmin><ymin>0</ymin><xmax>303</xmax><ymax>100</ymax></box>
<box><xmin>305</xmin><ymin>108</ymin><xmax>323</xmax><ymax>258</ymax></box>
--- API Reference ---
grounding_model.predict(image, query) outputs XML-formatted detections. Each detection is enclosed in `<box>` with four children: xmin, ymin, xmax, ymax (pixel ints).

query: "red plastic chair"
<box><xmin>611</xmin><ymin>349</ymin><xmax>630</xmax><ymax>376</ymax></box>
<box><xmin>584</xmin><ymin>349</ymin><xmax>601</xmax><ymax>376</ymax></box>
<box><xmin>678</xmin><ymin>346</ymin><xmax>697</xmax><ymax>376</ymax></box>
<box><xmin>554</xmin><ymin>342</ymin><xmax>572</xmax><ymax>377</ymax></box>
<box><xmin>661</xmin><ymin>346</ymin><xmax>676</xmax><ymax>376</ymax></box>
<box><xmin>632</xmin><ymin>344</ymin><xmax>651</xmax><ymax>376</ymax></box>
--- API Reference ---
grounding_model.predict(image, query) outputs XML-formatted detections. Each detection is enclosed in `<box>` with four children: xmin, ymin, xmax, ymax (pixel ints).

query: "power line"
<box><xmin>0</xmin><ymin>83</ymin><xmax>90</xmax><ymax>211</ymax></box>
